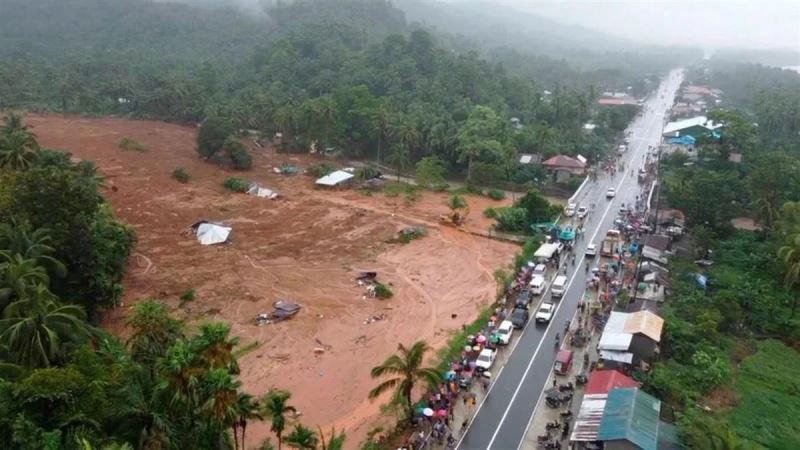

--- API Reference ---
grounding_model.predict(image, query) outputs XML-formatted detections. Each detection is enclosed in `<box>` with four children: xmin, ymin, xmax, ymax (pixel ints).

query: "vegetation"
<box><xmin>487</xmin><ymin>188</ymin><xmax>505</xmax><ymax>200</ymax></box>
<box><xmin>369</xmin><ymin>341</ymin><xmax>441</xmax><ymax>420</ymax></box>
<box><xmin>118</xmin><ymin>137</ymin><xmax>147</xmax><ymax>152</ymax></box>
<box><xmin>172</xmin><ymin>167</ymin><xmax>190</xmax><ymax>183</ymax></box>
<box><xmin>644</xmin><ymin>64</ymin><xmax>800</xmax><ymax>448</ymax></box>
<box><xmin>223</xmin><ymin>177</ymin><xmax>250</xmax><ymax>193</ymax></box>
<box><xmin>373</xmin><ymin>282</ymin><xmax>394</xmax><ymax>299</ymax></box>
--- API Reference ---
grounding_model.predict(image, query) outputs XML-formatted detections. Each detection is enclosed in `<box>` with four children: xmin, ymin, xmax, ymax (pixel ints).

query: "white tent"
<box><xmin>316</xmin><ymin>170</ymin><xmax>354</xmax><ymax>187</ymax></box>
<box><xmin>196</xmin><ymin>223</ymin><xmax>231</xmax><ymax>246</ymax></box>
<box><xmin>533</xmin><ymin>243</ymin><xmax>559</xmax><ymax>261</ymax></box>
<box><xmin>247</xmin><ymin>184</ymin><xmax>279</xmax><ymax>199</ymax></box>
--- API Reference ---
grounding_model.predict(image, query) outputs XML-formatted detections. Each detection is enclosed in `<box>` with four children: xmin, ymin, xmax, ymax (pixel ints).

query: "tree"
<box><xmin>193</xmin><ymin>322</ymin><xmax>240</xmax><ymax>374</ymax></box>
<box><xmin>0</xmin><ymin>253</ymin><xmax>51</xmax><ymax>308</ymax></box>
<box><xmin>0</xmin><ymin>221</ymin><xmax>66</xmax><ymax>278</ymax></box>
<box><xmin>126</xmin><ymin>300</ymin><xmax>184</xmax><ymax>368</ymax></box>
<box><xmin>260</xmin><ymin>390</ymin><xmax>296</xmax><ymax>450</ymax></box>
<box><xmin>284</xmin><ymin>424</ymin><xmax>317</xmax><ymax>450</ymax></box>
<box><xmin>447</xmin><ymin>194</ymin><xmax>467</xmax><ymax>211</ymax></box>
<box><xmin>706</xmin><ymin>110</ymin><xmax>757</xmax><ymax>160</ymax></box>
<box><xmin>368</xmin><ymin>341</ymin><xmax>441</xmax><ymax>419</ymax></box>
<box><xmin>197</xmin><ymin>116</ymin><xmax>235</xmax><ymax>160</ymax></box>
<box><xmin>414</xmin><ymin>156</ymin><xmax>447</xmax><ymax>188</ymax></box>
<box><xmin>515</xmin><ymin>189</ymin><xmax>559</xmax><ymax>227</ymax></box>
<box><xmin>0</xmin><ymin>284</ymin><xmax>91</xmax><ymax>369</ymax></box>
<box><xmin>317</xmin><ymin>426</ymin><xmax>345</xmax><ymax>450</ymax></box>
<box><xmin>223</xmin><ymin>137</ymin><xmax>252</xmax><ymax>170</ymax></box>
<box><xmin>0</xmin><ymin>129</ymin><xmax>40</xmax><ymax>170</ymax></box>
<box><xmin>456</xmin><ymin>106</ymin><xmax>504</xmax><ymax>182</ymax></box>
<box><xmin>387</xmin><ymin>143</ymin><xmax>410</xmax><ymax>182</ymax></box>
<box><xmin>777</xmin><ymin>232</ymin><xmax>800</xmax><ymax>318</ymax></box>
<box><xmin>233</xmin><ymin>393</ymin><xmax>261</xmax><ymax>450</ymax></box>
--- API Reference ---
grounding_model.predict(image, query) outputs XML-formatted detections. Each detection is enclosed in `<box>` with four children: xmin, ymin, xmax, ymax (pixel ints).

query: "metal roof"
<box><xmin>604</xmin><ymin>312</ymin><xmax>629</xmax><ymax>333</ymax></box>
<box><xmin>585</xmin><ymin>370</ymin><xmax>640</xmax><ymax>395</ymax></box>
<box><xmin>599</xmin><ymin>350</ymin><xmax>633</xmax><ymax>364</ymax></box>
<box><xmin>625</xmin><ymin>311</ymin><xmax>664</xmax><ymax>343</ymax></box>
<box><xmin>571</xmin><ymin>394</ymin><xmax>608</xmax><ymax>441</ymax></box>
<box><xmin>315</xmin><ymin>170</ymin><xmax>354</xmax><ymax>186</ymax></box>
<box><xmin>599</xmin><ymin>332</ymin><xmax>633</xmax><ymax>351</ymax></box>
<box><xmin>597</xmin><ymin>388</ymin><xmax>661</xmax><ymax>450</ymax></box>
<box><xmin>662</xmin><ymin>116</ymin><xmax>720</xmax><ymax>135</ymax></box>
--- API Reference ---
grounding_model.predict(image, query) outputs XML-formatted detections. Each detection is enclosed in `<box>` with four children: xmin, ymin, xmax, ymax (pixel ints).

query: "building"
<box><xmin>571</xmin><ymin>371</ymin><xmax>641</xmax><ymax>443</ymax></box>
<box><xmin>598</xmin><ymin>97</ymin><xmax>638</xmax><ymax>106</ymax></box>
<box><xmin>315</xmin><ymin>170</ymin><xmax>355</xmax><ymax>187</ymax></box>
<box><xmin>596</xmin><ymin>388</ymin><xmax>662</xmax><ymax>450</ymax></box>
<box><xmin>518</xmin><ymin>153</ymin><xmax>542</xmax><ymax>165</ymax></box>
<box><xmin>598</xmin><ymin>311</ymin><xmax>664</xmax><ymax>368</ymax></box>
<box><xmin>642</xmin><ymin>235</ymin><xmax>671</xmax><ymax>264</ymax></box>
<box><xmin>662</xmin><ymin>116</ymin><xmax>721</xmax><ymax>139</ymax></box>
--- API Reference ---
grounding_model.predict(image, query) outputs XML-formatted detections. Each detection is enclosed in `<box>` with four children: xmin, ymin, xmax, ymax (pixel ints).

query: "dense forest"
<box><xmin>640</xmin><ymin>64</ymin><xmax>800</xmax><ymax>448</ymax></box>
<box><xmin>0</xmin><ymin>0</ymin><xmax>658</xmax><ymax>187</ymax></box>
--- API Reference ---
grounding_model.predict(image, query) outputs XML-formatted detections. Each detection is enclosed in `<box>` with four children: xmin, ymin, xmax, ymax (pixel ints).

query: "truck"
<box><xmin>600</xmin><ymin>229</ymin><xmax>622</xmax><ymax>257</ymax></box>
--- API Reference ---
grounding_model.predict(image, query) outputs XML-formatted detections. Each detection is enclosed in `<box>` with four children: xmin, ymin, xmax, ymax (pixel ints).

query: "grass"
<box><xmin>726</xmin><ymin>339</ymin><xmax>800</xmax><ymax>449</ymax></box>
<box><xmin>118</xmin><ymin>137</ymin><xmax>147</xmax><ymax>152</ymax></box>
<box><xmin>179</xmin><ymin>288</ymin><xmax>196</xmax><ymax>307</ymax></box>
<box><xmin>374</xmin><ymin>282</ymin><xmax>393</xmax><ymax>299</ymax></box>
<box><xmin>222</xmin><ymin>177</ymin><xmax>250</xmax><ymax>193</ymax></box>
<box><xmin>234</xmin><ymin>340</ymin><xmax>263</xmax><ymax>358</ymax></box>
<box><xmin>172</xmin><ymin>168</ymin><xmax>190</xmax><ymax>183</ymax></box>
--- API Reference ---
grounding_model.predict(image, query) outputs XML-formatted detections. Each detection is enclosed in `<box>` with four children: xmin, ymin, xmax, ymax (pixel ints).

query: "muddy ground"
<box><xmin>25</xmin><ymin>114</ymin><xmax>520</xmax><ymax>448</ymax></box>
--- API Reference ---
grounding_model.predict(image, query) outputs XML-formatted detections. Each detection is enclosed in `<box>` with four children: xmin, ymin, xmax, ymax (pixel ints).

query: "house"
<box><xmin>642</xmin><ymin>235</ymin><xmax>670</xmax><ymax>264</ymax></box>
<box><xmin>315</xmin><ymin>170</ymin><xmax>355</xmax><ymax>187</ymax></box>
<box><xmin>662</xmin><ymin>116</ymin><xmax>721</xmax><ymax>139</ymax></box>
<box><xmin>680</xmin><ymin>93</ymin><xmax>703</xmax><ymax>103</ymax></box>
<box><xmin>684</xmin><ymin>85</ymin><xmax>713</xmax><ymax>96</ymax></box>
<box><xmin>598</xmin><ymin>311</ymin><xmax>664</xmax><ymax>368</ymax></box>
<box><xmin>583</xmin><ymin>122</ymin><xmax>598</xmax><ymax>132</ymax></box>
<box><xmin>571</xmin><ymin>371</ymin><xmax>641</xmax><ymax>443</ymax></box>
<box><xmin>598</xmin><ymin>97</ymin><xmax>638</xmax><ymax>106</ymax></box>
<box><xmin>518</xmin><ymin>153</ymin><xmax>542</xmax><ymax>165</ymax></box>
<box><xmin>542</xmin><ymin>155</ymin><xmax>586</xmax><ymax>182</ymax></box>
<box><xmin>596</xmin><ymin>388</ymin><xmax>662</xmax><ymax>450</ymax></box>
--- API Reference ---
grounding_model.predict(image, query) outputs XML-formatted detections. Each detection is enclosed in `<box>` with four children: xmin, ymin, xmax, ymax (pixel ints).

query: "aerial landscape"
<box><xmin>0</xmin><ymin>1</ymin><xmax>799</xmax><ymax>450</ymax></box>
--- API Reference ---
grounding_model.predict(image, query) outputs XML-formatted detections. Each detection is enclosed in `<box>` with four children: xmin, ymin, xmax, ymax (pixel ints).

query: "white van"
<box><xmin>551</xmin><ymin>275</ymin><xmax>568</xmax><ymax>298</ymax></box>
<box><xmin>529</xmin><ymin>275</ymin><xmax>546</xmax><ymax>295</ymax></box>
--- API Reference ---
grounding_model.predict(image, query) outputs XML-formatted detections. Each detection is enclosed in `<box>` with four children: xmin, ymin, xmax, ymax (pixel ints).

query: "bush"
<box><xmin>469</xmin><ymin>162</ymin><xmax>504</xmax><ymax>187</ymax></box>
<box><xmin>197</xmin><ymin>116</ymin><xmax>235</xmax><ymax>159</ymax></box>
<box><xmin>355</xmin><ymin>165</ymin><xmax>381</xmax><ymax>181</ymax></box>
<box><xmin>566</xmin><ymin>176</ymin><xmax>584</xmax><ymax>191</ymax></box>
<box><xmin>224</xmin><ymin>137</ymin><xmax>252</xmax><ymax>170</ymax></box>
<box><xmin>487</xmin><ymin>188</ymin><xmax>505</xmax><ymax>200</ymax></box>
<box><xmin>307</xmin><ymin>162</ymin><xmax>336</xmax><ymax>178</ymax></box>
<box><xmin>223</xmin><ymin>177</ymin><xmax>249</xmax><ymax>193</ymax></box>
<box><xmin>374</xmin><ymin>282</ymin><xmax>393</xmax><ymax>299</ymax></box>
<box><xmin>172</xmin><ymin>168</ymin><xmax>190</xmax><ymax>183</ymax></box>
<box><xmin>179</xmin><ymin>289</ymin><xmax>196</xmax><ymax>307</ymax></box>
<box><xmin>496</xmin><ymin>207</ymin><xmax>528</xmax><ymax>232</ymax></box>
<box><xmin>395</xmin><ymin>226</ymin><xmax>427</xmax><ymax>243</ymax></box>
<box><xmin>484</xmin><ymin>207</ymin><xmax>498</xmax><ymax>219</ymax></box>
<box><xmin>118</xmin><ymin>137</ymin><xmax>147</xmax><ymax>152</ymax></box>
<box><xmin>415</xmin><ymin>156</ymin><xmax>447</xmax><ymax>187</ymax></box>
<box><xmin>430</xmin><ymin>182</ymin><xmax>449</xmax><ymax>192</ymax></box>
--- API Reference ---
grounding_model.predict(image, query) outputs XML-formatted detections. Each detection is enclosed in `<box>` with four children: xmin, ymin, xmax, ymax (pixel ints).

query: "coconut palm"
<box><xmin>158</xmin><ymin>341</ymin><xmax>204</xmax><ymax>412</ymax></box>
<box><xmin>126</xmin><ymin>300</ymin><xmax>184</xmax><ymax>368</ymax></box>
<box><xmin>777</xmin><ymin>232</ymin><xmax>800</xmax><ymax>317</ymax></box>
<box><xmin>193</xmin><ymin>321</ymin><xmax>240</xmax><ymax>374</ymax></box>
<box><xmin>112</xmin><ymin>370</ymin><xmax>174</xmax><ymax>449</ymax></box>
<box><xmin>259</xmin><ymin>389</ymin><xmax>296</xmax><ymax>450</ymax></box>
<box><xmin>2</xmin><ymin>113</ymin><xmax>27</xmax><ymax>134</ymax></box>
<box><xmin>0</xmin><ymin>220</ymin><xmax>66</xmax><ymax>277</ymax></box>
<box><xmin>318</xmin><ymin>426</ymin><xmax>345</xmax><ymax>450</ymax></box>
<box><xmin>200</xmin><ymin>368</ymin><xmax>241</xmax><ymax>439</ymax></box>
<box><xmin>0</xmin><ymin>283</ymin><xmax>91</xmax><ymax>369</ymax></box>
<box><xmin>0</xmin><ymin>253</ymin><xmax>51</xmax><ymax>309</ymax></box>
<box><xmin>0</xmin><ymin>128</ymin><xmax>40</xmax><ymax>170</ymax></box>
<box><xmin>284</xmin><ymin>424</ymin><xmax>317</xmax><ymax>450</ymax></box>
<box><xmin>368</xmin><ymin>341</ymin><xmax>442</xmax><ymax>419</ymax></box>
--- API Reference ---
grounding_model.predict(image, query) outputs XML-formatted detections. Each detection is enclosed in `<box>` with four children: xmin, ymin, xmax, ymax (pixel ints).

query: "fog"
<box><xmin>454</xmin><ymin>0</ymin><xmax>800</xmax><ymax>51</ymax></box>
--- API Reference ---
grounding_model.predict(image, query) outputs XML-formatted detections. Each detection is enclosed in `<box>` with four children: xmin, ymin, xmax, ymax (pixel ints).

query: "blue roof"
<box><xmin>667</xmin><ymin>135</ymin><xmax>696</xmax><ymax>146</ymax></box>
<box><xmin>597</xmin><ymin>388</ymin><xmax>661</xmax><ymax>450</ymax></box>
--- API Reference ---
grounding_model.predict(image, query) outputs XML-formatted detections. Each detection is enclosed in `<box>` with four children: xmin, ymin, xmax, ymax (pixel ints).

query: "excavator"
<box><xmin>440</xmin><ymin>206</ymin><xmax>470</xmax><ymax>227</ymax></box>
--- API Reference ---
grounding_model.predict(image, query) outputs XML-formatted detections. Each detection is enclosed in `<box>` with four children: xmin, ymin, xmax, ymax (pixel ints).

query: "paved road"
<box><xmin>457</xmin><ymin>69</ymin><xmax>684</xmax><ymax>450</ymax></box>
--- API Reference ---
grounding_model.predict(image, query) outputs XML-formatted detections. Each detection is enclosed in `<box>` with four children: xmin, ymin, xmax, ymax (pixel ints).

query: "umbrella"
<box><xmin>476</xmin><ymin>335</ymin><xmax>487</xmax><ymax>344</ymax></box>
<box><xmin>472</xmin><ymin>345</ymin><xmax>481</xmax><ymax>352</ymax></box>
<box><xmin>437</xmin><ymin>409</ymin><xmax>448</xmax><ymax>418</ymax></box>
<box><xmin>423</xmin><ymin>408</ymin><xmax>434</xmax><ymax>417</ymax></box>
<box><xmin>445</xmin><ymin>370</ymin><xmax>456</xmax><ymax>380</ymax></box>
<box><xmin>464</xmin><ymin>345</ymin><xmax>472</xmax><ymax>352</ymax></box>
<box><xmin>415</xmin><ymin>405</ymin><xmax>426</xmax><ymax>415</ymax></box>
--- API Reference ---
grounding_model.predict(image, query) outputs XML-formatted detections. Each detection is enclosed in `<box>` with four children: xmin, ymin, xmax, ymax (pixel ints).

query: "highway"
<box><xmin>457</xmin><ymin>69</ymin><xmax>684</xmax><ymax>450</ymax></box>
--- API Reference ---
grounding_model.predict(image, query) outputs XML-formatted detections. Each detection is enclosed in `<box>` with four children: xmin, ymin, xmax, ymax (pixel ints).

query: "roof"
<box><xmin>662</xmin><ymin>116</ymin><xmax>720</xmax><ymax>135</ymax></box>
<box><xmin>542</xmin><ymin>155</ymin><xmax>586</xmax><ymax>169</ymax></box>
<box><xmin>684</xmin><ymin>85</ymin><xmax>713</xmax><ymax>95</ymax></box>
<box><xmin>597</xmin><ymin>388</ymin><xmax>661</xmax><ymax>450</ymax></box>
<box><xmin>583</xmin><ymin>123</ymin><xmax>597</xmax><ymax>130</ymax></box>
<box><xmin>316</xmin><ymin>170</ymin><xmax>354</xmax><ymax>186</ymax></box>
<box><xmin>599</xmin><ymin>332</ymin><xmax>633</xmax><ymax>351</ymax></box>
<box><xmin>644</xmin><ymin>235</ymin><xmax>670</xmax><ymax>252</ymax></box>
<box><xmin>196</xmin><ymin>223</ymin><xmax>231</xmax><ymax>246</ymax></box>
<box><xmin>599</xmin><ymin>350</ymin><xmax>633</xmax><ymax>363</ymax></box>
<box><xmin>625</xmin><ymin>311</ymin><xmax>664</xmax><ymax>343</ymax></box>
<box><xmin>519</xmin><ymin>153</ymin><xmax>541</xmax><ymax>164</ymax></box>
<box><xmin>598</xmin><ymin>97</ymin><xmax>637</xmax><ymax>106</ymax></box>
<box><xmin>571</xmin><ymin>394</ymin><xmax>608</xmax><ymax>441</ymax></box>
<box><xmin>585</xmin><ymin>370</ymin><xmax>640</xmax><ymax>395</ymax></box>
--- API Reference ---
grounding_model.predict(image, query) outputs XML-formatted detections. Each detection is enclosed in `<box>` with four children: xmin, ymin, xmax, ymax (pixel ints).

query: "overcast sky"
<box><xmin>471</xmin><ymin>0</ymin><xmax>800</xmax><ymax>50</ymax></box>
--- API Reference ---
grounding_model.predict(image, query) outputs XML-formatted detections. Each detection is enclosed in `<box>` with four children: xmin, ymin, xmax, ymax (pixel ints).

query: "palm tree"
<box><xmin>200</xmin><ymin>368</ymin><xmax>240</xmax><ymax>441</ymax></box>
<box><xmin>318</xmin><ymin>426</ymin><xmax>345</xmax><ymax>450</ymax></box>
<box><xmin>0</xmin><ymin>128</ymin><xmax>40</xmax><ymax>170</ymax></box>
<box><xmin>158</xmin><ymin>341</ymin><xmax>203</xmax><ymax>413</ymax></box>
<box><xmin>0</xmin><ymin>220</ymin><xmax>66</xmax><ymax>277</ymax></box>
<box><xmin>2</xmin><ymin>113</ymin><xmax>27</xmax><ymax>134</ymax></box>
<box><xmin>387</xmin><ymin>143</ymin><xmax>410</xmax><ymax>182</ymax></box>
<box><xmin>777</xmin><ymin>232</ymin><xmax>800</xmax><ymax>317</ymax></box>
<box><xmin>112</xmin><ymin>370</ymin><xmax>174</xmax><ymax>449</ymax></box>
<box><xmin>193</xmin><ymin>322</ymin><xmax>240</xmax><ymax>374</ymax></box>
<box><xmin>233</xmin><ymin>392</ymin><xmax>261</xmax><ymax>450</ymax></box>
<box><xmin>260</xmin><ymin>389</ymin><xmax>296</xmax><ymax>450</ymax></box>
<box><xmin>368</xmin><ymin>341</ymin><xmax>442</xmax><ymax>419</ymax></box>
<box><xmin>0</xmin><ymin>284</ymin><xmax>91</xmax><ymax>369</ymax></box>
<box><xmin>126</xmin><ymin>300</ymin><xmax>184</xmax><ymax>368</ymax></box>
<box><xmin>0</xmin><ymin>253</ymin><xmax>51</xmax><ymax>307</ymax></box>
<box><xmin>284</xmin><ymin>424</ymin><xmax>317</xmax><ymax>450</ymax></box>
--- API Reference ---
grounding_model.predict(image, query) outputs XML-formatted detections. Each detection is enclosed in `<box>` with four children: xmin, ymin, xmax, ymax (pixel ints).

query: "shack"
<box><xmin>316</xmin><ymin>170</ymin><xmax>355</xmax><ymax>187</ymax></box>
<box><xmin>533</xmin><ymin>242</ymin><xmax>559</xmax><ymax>263</ymax></box>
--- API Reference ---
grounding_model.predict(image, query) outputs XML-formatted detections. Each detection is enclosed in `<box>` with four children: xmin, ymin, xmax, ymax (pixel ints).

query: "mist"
<box><xmin>457</xmin><ymin>0</ymin><xmax>800</xmax><ymax>51</ymax></box>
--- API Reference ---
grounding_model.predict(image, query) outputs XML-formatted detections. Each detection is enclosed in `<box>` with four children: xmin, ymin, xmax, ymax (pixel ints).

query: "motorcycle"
<box><xmin>575</xmin><ymin>373</ymin><xmax>588</xmax><ymax>386</ymax></box>
<box><xmin>545</xmin><ymin>420</ymin><xmax>561</xmax><ymax>430</ymax></box>
<box><xmin>558</xmin><ymin>382</ymin><xmax>574</xmax><ymax>392</ymax></box>
<box><xmin>544</xmin><ymin>441</ymin><xmax>562</xmax><ymax>450</ymax></box>
<box><xmin>537</xmin><ymin>433</ymin><xmax>551</xmax><ymax>443</ymax></box>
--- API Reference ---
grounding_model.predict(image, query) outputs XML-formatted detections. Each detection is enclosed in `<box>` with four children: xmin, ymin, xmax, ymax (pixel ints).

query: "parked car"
<box><xmin>496</xmin><ymin>320</ymin><xmax>514</xmax><ymax>345</ymax></box>
<box><xmin>554</xmin><ymin>350</ymin><xmax>574</xmax><ymax>375</ymax></box>
<box><xmin>510</xmin><ymin>307</ymin><xmax>529</xmax><ymax>329</ymax></box>
<box><xmin>551</xmin><ymin>275</ymin><xmax>568</xmax><ymax>298</ymax></box>
<box><xmin>532</xmin><ymin>263</ymin><xmax>547</xmax><ymax>277</ymax></box>
<box><xmin>585</xmin><ymin>243</ymin><xmax>597</xmax><ymax>257</ymax></box>
<box><xmin>564</xmin><ymin>203</ymin><xmax>577</xmax><ymax>217</ymax></box>
<box><xmin>576</xmin><ymin>206</ymin><xmax>588</xmax><ymax>219</ymax></box>
<box><xmin>475</xmin><ymin>348</ymin><xmax>496</xmax><ymax>371</ymax></box>
<box><xmin>606</xmin><ymin>187</ymin><xmax>616</xmax><ymax>198</ymax></box>
<box><xmin>529</xmin><ymin>275</ymin><xmax>547</xmax><ymax>295</ymax></box>
<box><xmin>535</xmin><ymin>302</ymin><xmax>555</xmax><ymax>323</ymax></box>
<box><xmin>515</xmin><ymin>290</ymin><xmax>533</xmax><ymax>309</ymax></box>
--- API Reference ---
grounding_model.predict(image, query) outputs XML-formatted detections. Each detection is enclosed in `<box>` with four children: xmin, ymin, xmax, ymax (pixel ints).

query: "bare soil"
<box><xmin>25</xmin><ymin>114</ymin><xmax>519</xmax><ymax>449</ymax></box>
